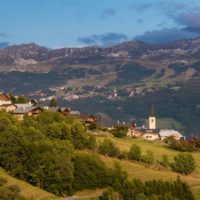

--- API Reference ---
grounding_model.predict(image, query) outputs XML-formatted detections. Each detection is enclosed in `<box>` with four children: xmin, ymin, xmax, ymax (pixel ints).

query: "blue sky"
<box><xmin>1</xmin><ymin>0</ymin><xmax>200</xmax><ymax>48</ymax></box>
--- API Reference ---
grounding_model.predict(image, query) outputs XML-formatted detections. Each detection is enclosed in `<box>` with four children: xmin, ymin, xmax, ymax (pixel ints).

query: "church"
<box><xmin>127</xmin><ymin>106</ymin><xmax>183</xmax><ymax>141</ymax></box>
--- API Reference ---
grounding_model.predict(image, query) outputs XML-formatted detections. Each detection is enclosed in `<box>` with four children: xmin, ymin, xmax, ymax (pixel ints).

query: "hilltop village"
<box><xmin>0</xmin><ymin>92</ymin><xmax>183</xmax><ymax>141</ymax></box>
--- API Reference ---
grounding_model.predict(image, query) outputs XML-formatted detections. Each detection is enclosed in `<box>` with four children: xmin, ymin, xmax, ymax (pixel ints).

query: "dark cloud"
<box><xmin>78</xmin><ymin>33</ymin><xmax>128</xmax><ymax>46</ymax></box>
<box><xmin>134</xmin><ymin>28</ymin><xmax>200</xmax><ymax>44</ymax></box>
<box><xmin>182</xmin><ymin>26</ymin><xmax>200</xmax><ymax>33</ymax></box>
<box><xmin>0</xmin><ymin>42</ymin><xmax>9</xmax><ymax>49</ymax></box>
<box><xmin>173</xmin><ymin>12</ymin><xmax>200</xmax><ymax>27</ymax></box>
<box><xmin>100</xmin><ymin>8</ymin><xmax>116</xmax><ymax>19</ymax></box>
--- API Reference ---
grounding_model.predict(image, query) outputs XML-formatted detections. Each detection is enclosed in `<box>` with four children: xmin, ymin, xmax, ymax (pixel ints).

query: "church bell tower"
<box><xmin>149</xmin><ymin>105</ymin><xmax>156</xmax><ymax>130</ymax></box>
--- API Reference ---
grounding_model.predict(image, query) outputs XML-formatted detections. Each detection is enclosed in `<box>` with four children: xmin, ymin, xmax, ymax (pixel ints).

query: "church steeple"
<box><xmin>150</xmin><ymin>105</ymin><xmax>155</xmax><ymax>117</ymax></box>
<box><xmin>149</xmin><ymin>105</ymin><xmax>156</xmax><ymax>129</ymax></box>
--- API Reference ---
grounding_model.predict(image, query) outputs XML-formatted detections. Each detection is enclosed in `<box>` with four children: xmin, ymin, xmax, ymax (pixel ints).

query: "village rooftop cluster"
<box><xmin>0</xmin><ymin>92</ymin><xmax>184</xmax><ymax>141</ymax></box>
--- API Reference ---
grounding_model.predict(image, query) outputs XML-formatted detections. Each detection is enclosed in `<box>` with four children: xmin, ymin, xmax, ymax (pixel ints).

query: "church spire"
<box><xmin>150</xmin><ymin>104</ymin><xmax>155</xmax><ymax>117</ymax></box>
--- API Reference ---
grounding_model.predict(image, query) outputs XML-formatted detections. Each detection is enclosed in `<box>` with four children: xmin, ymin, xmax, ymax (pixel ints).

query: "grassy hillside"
<box><xmin>0</xmin><ymin>168</ymin><xmax>56</xmax><ymax>200</ymax></box>
<box><xmin>94</xmin><ymin>135</ymin><xmax>200</xmax><ymax>199</ymax></box>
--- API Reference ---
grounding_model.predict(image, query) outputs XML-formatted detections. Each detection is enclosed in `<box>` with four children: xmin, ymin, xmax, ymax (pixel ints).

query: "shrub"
<box><xmin>117</xmin><ymin>151</ymin><xmax>128</xmax><ymax>160</ymax></box>
<box><xmin>128</xmin><ymin>144</ymin><xmax>141</xmax><ymax>161</ymax></box>
<box><xmin>166</xmin><ymin>136</ymin><xmax>196</xmax><ymax>152</ymax></box>
<box><xmin>100</xmin><ymin>188</ymin><xmax>120</xmax><ymax>200</ymax></box>
<box><xmin>172</xmin><ymin>153</ymin><xmax>195</xmax><ymax>175</ymax></box>
<box><xmin>160</xmin><ymin>154</ymin><xmax>169</xmax><ymax>168</ymax></box>
<box><xmin>99</xmin><ymin>139</ymin><xmax>120</xmax><ymax>157</ymax></box>
<box><xmin>88</xmin><ymin>122</ymin><xmax>98</xmax><ymax>130</ymax></box>
<box><xmin>112</xmin><ymin>125</ymin><xmax>128</xmax><ymax>138</ymax></box>
<box><xmin>141</xmin><ymin>150</ymin><xmax>154</xmax><ymax>164</ymax></box>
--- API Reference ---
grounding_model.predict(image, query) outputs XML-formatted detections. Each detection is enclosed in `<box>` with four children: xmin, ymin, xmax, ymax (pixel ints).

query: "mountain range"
<box><xmin>0</xmin><ymin>38</ymin><xmax>200</xmax><ymax>135</ymax></box>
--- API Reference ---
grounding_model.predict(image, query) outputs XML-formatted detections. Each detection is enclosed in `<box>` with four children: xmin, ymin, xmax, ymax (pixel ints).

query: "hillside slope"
<box><xmin>94</xmin><ymin>135</ymin><xmax>200</xmax><ymax>199</ymax></box>
<box><xmin>0</xmin><ymin>168</ymin><xmax>56</xmax><ymax>200</ymax></box>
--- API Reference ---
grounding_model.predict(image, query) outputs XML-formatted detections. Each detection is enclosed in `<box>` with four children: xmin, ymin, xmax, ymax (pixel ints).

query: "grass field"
<box><xmin>94</xmin><ymin>135</ymin><xmax>200</xmax><ymax>199</ymax></box>
<box><xmin>1</xmin><ymin>134</ymin><xmax>200</xmax><ymax>200</ymax></box>
<box><xmin>0</xmin><ymin>168</ymin><xmax>56</xmax><ymax>200</ymax></box>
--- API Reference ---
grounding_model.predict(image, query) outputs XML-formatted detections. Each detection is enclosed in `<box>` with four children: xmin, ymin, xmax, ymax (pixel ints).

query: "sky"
<box><xmin>1</xmin><ymin>0</ymin><xmax>200</xmax><ymax>48</ymax></box>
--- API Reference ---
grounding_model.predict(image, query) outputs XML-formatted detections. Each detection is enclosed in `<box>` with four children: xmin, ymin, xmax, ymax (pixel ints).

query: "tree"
<box><xmin>49</xmin><ymin>98</ymin><xmax>57</xmax><ymax>107</ymax></box>
<box><xmin>88</xmin><ymin>122</ymin><xmax>98</xmax><ymax>130</ymax></box>
<box><xmin>110</xmin><ymin>162</ymin><xmax>128</xmax><ymax>192</ymax></box>
<box><xmin>172</xmin><ymin>153</ymin><xmax>195</xmax><ymax>175</ymax></box>
<box><xmin>8</xmin><ymin>93</ymin><xmax>16</xmax><ymax>104</ymax></box>
<box><xmin>128</xmin><ymin>144</ymin><xmax>141</xmax><ymax>161</ymax></box>
<box><xmin>99</xmin><ymin>139</ymin><xmax>120</xmax><ymax>157</ymax></box>
<box><xmin>112</xmin><ymin>125</ymin><xmax>128</xmax><ymax>138</ymax></box>
<box><xmin>16</xmin><ymin>96</ymin><xmax>28</xmax><ymax>103</ymax></box>
<box><xmin>73</xmin><ymin>153</ymin><xmax>109</xmax><ymax>190</ymax></box>
<box><xmin>71</xmin><ymin>122</ymin><xmax>87</xmax><ymax>149</ymax></box>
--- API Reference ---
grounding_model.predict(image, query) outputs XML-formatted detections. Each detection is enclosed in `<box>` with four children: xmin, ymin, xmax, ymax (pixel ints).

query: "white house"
<box><xmin>159</xmin><ymin>129</ymin><xmax>183</xmax><ymax>141</ymax></box>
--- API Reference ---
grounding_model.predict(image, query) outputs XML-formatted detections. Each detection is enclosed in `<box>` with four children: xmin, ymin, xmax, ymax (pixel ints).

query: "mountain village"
<box><xmin>0</xmin><ymin>92</ymin><xmax>183</xmax><ymax>142</ymax></box>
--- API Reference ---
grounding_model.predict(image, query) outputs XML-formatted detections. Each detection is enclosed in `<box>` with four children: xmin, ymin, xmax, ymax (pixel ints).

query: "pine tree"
<box><xmin>49</xmin><ymin>98</ymin><xmax>57</xmax><ymax>107</ymax></box>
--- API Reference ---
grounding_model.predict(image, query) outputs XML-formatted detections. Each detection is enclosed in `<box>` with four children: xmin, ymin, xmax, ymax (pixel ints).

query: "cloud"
<box><xmin>134</xmin><ymin>28</ymin><xmax>200</xmax><ymax>44</ymax></box>
<box><xmin>100</xmin><ymin>8</ymin><xmax>116</xmax><ymax>19</ymax></box>
<box><xmin>182</xmin><ymin>26</ymin><xmax>200</xmax><ymax>33</ymax></box>
<box><xmin>173</xmin><ymin>12</ymin><xmax>200</xmax><ymax>27</ymax></box>
<box><xmin>78</xmin><ymin>33</ymin><xmax>128</xmax><ymax>46</ymax></box>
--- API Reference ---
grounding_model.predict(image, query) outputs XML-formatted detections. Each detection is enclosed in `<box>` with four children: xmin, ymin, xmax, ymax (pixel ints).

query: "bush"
<box><xmin>117</xmin><ymin>151</ymin><xmax>128</xmax><ymax>160</ymax></box>
<box><xmin>99</xmin><ymin>139</ymin><xmax>120</xmax><ymax>157</ymax></box>
<box><xmin>128</xmin><ymin>144</ymin><xmax>141</xmax><ymax>161</ymax></box>
<box><xmin>88</xmin><ymin>122</ymin><xmax>98</xmax><ymax>130</ymax></box>
<box><xmin>141</xmin><ymin>150</ymin><xmax>154</xmax><ymax>164</ymax></box>
<box><xmin>172</xmin><ymin>153</ymin><xmax>195</xmax><ymax>175</ymax></box>
<box><xmin>112</xmin><ymin>125</ymin><xmax>128</xmax><ymax>138</ymax></box>
<box><xmin>100</xmin><ymin>188</ymin><xmax>120</xmax><ymax>200</ymax></box>
<box><xmin>160</xmin><ymin>154</ymin><xmax>169</xmax><ymax>168</ymax></box>
<box><xmin>166</xmin><ymin>136</ymin><xmax>196</xmax><ymax>152</ymax></box>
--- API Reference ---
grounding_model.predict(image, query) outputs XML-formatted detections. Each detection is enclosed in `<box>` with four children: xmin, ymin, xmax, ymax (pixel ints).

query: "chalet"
<box><xmin>96</xmin><ymin>114</ymin><xmax>114</xmax><ymax>130</ymax></box>
<box><xmin>140</xmin><ymin>129</ymin><xmax>160</xmax><ymax>141</ymax></box>
<box><xmin>44</xmin><ymin>107</ymin><xmax>80</xmax><ymax>116</ymax></box>
<box><xmin>44</xmin><ymin>107</ymin><xmax>59</xmax><ymax>113</ymax></box>
<box><xmin>75</xmin><ymin>114</ymin><xmax>96</xmax><ymax>126</ymax></box>
<box><xmin>127</xmin><ymin>123</ymin><xmax>143</xmax><ymax>137</ymax></box>
<box><xmin>0</xmin><ymin>93</ymin><xmax>11</xmax><ymax>105</ymax></box>
<box><xmin>15</xmin><ymin>103</ymin><xmax>34</xmax><ymax>108</ymax></box>
<box><xmin>58</xmin><ymin>107</ymin><xmax>71</xmax><ymax>115</ymax></box>
<box><xmin>159</xmin><ymin>129</ymin><xmax>183</xmax><ymax>141</ymax></box>
<box><xmin>0</xmin><ymin>104</ymin><xmax>17</xmax><ymax>112</ymax></box>
<box><xmin>12</xmin><ymin>106</ymin><xmax>43</xmax><ymax>120</ymax></box>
